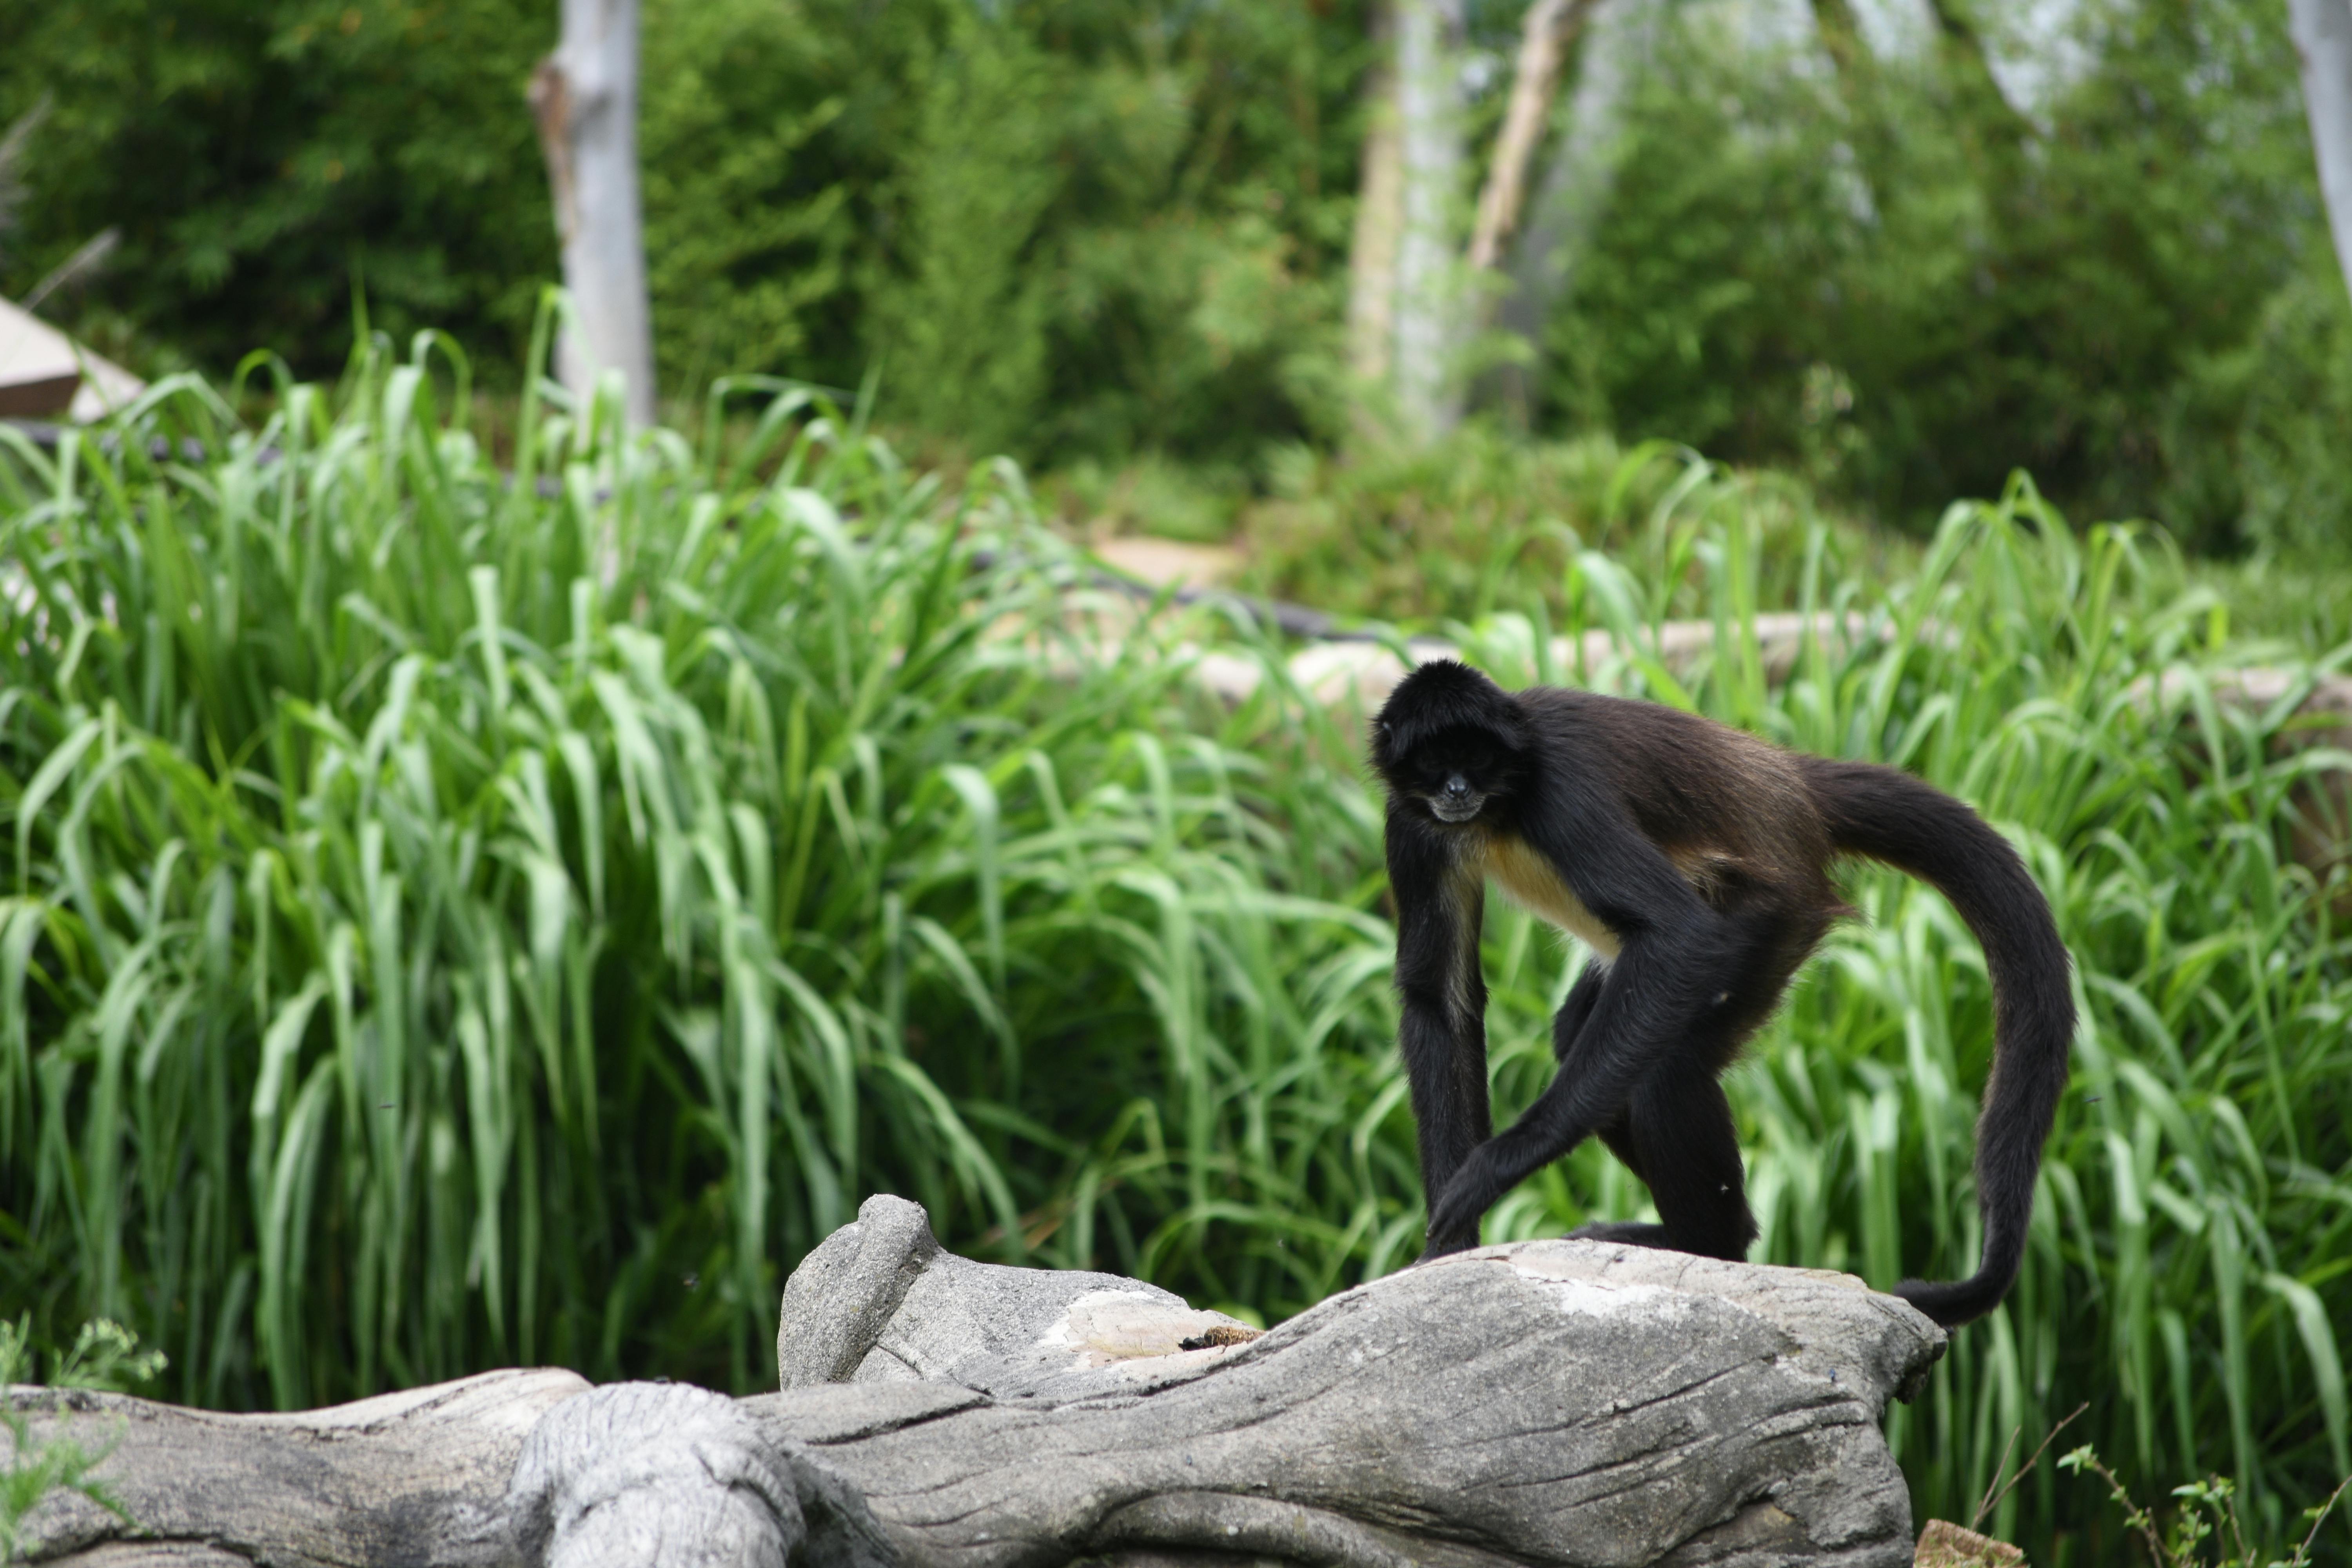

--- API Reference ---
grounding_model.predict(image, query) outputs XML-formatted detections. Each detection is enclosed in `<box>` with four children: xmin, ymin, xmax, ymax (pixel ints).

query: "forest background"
<box><xmin>9</xmin><ymin>0</ymin><xmax>2352</xmax><ymax>1561</ymax></box>
<box><xmin>4</xmin><ymin>0</ymin><xmax>2351</xmax><ymax>585</ymax></box>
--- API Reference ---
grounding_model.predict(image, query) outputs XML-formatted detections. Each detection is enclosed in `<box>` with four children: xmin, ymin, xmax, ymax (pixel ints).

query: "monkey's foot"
<box><xmin>1416</xmin><ymin>1228</ymin><xmax>1481</xmax><ymax>1265</ymax></box>
<box><xmin>1567</xmin><ymin>1221</ymin><xmax>1677</xmax><ymax>1249</ymax></box>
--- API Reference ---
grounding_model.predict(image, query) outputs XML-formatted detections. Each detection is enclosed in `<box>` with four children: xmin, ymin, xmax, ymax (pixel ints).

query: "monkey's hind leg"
<box><xmin>1577</xmin><ymin>895</ymin><xmax>1808</xmax><ymax>1260</ymax></box>
<box><xmin>1577</xmin><ymin>1070</ymin><xmax>1755</xmax><ymax>1262</ymax></box>
<box><xmin>1546</xmin><ymin>970</ymin><xmax>1679</xmax><ymax>1249</ymax></box>
<box><xmin>1550</xmin><ymin>971</ymin><xmax>1685</xmax><ymax>1252</ymax></box>
<box><xmin>1561</xmin><ymin>1114</ymin><xmax>1675</xmax><ymax>1249</ymax></box>
<box><xmin>1548</xmin><ymin>965</ymin><xmax>1604</xmax><ymax>1062</ymax></box>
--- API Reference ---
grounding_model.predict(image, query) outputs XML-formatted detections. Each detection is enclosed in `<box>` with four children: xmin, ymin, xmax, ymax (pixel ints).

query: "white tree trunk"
<box><xmin>1346</xmin><ymin>24</ymin><xmax>1406</xmax><ymax>388</ymax></box>
<box><xmin>531</xmin><ymin>0</ymin><xmax>656</xmax><ymax>427</ymax></box>
<box><xmin>1391</xmin><ymin>0</ymin><xmax>1470</xmax><ymax>441</ymax></box>
<box><xmin>2290</xmin><ymin>0</ymin><xmax>2352</xmax><ymax>305</ymax></box>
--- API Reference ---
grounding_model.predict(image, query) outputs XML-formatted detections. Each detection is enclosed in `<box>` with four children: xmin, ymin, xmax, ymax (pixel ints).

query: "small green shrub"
<box><xmin>0</xmin><ymin>1318</ymin><xmax>161</xmax><ymax>1559</ymax></box>
<box><xmin>2060</xmin><ymin>1445</ymin><xmax>2352</xmax><ymax>1568</ymax></box>
<box><xmin>1042</xmin><ymin>453</ymin><xmax>1249</xmax><ymax>546</ymax></box>
<box><xmin>1236</xmin><ymin>428</ymin><xmax>1916</xmax><ymax>629</ymax></box>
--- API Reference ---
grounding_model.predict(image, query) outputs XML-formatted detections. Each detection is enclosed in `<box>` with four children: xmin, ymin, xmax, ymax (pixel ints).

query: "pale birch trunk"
<box><xmin>2290</xmin><ymin>0</ymin><xmax>2352</xmax><ymax>305</ymax></box>
<box><xmin>1390</xmin><ymin>0</ymin><xmax>1469</xmax><ymax>441</ymax></box>
<box><xmin>531</xmin><ymin>0</ymin><xmax>656</xmax><ymax>427</ymax></box>
<box><xmin>1346</xmin><ymin>15</ymin><xmax>1405</xmax><ymax>387</ymax></box>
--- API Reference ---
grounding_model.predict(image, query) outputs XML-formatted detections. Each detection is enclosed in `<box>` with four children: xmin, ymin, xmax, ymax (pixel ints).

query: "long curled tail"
<box><xmin>1800</xmin><ymin>758</ymin><xmax>2075</xmax><ymax>1328</ymax></box>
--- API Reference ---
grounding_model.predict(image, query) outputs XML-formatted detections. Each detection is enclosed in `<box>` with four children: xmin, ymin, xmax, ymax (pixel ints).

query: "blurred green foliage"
<box><xmin>4</xmin><ymin>0</ymin><xmax>2352</xmax><ymax>526</ymax></box>
<box><xmin>0</xmin><ymin>0</ymin><xmax>2347</xmax><ymax>541</ymax></box>
<box><xmin>854</xmin><ymin>0</ymin><xmax>1361</xmax><ymax>460</ymax></box>
<box><xmin>0</xmin><ymin>0</ymin><xmax>556</xmax><ymax>373</ymax></box>
<box><xmin>1543</xmin><ymin>0</ymin><xmax>2350</xmax><ymax>551</ymax></box>
<box><xmin>0</xmin><ymin>0</ymin><xmax>1364</xmax><ymax>467</ymax></box>
<box><xmin>1235</xmin><ymin>429</ymin><xmax>1926</xmax><ymax>627</ymax></box>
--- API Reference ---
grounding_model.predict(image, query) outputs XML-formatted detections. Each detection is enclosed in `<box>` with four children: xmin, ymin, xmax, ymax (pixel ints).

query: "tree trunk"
<box><xmin>1921</xmin><ymin>0</ymin><xmax>2033</xmax><ymax>180</ymax></box>
<box><xmin>1346</xmin><ymin>7</ymin><xmax>1406</xmax><ymax>389</ymax></box>
<box><xmin>1468</xmin><ymin>0</ymin><xmax>1602</xmax><ymax>274</ymax></box>
<box><xmin>1490</xmin><ymin>0</ymin><xmax>1656</xmax><ymax>422</ymax></box>
<box><xmin>2290</xmin><ymin>0</ymin><xmax>2352</xmax><ymax>304</ymax></box>
<box><xmin>1390</xmin><ymin>0</ymin><xmax>1470</xmax><ymax>441</ymax></box>
<box><xmin>1806</xmin><ymin>0</ymin><xmax>1899</xmax><ymax>204</ymax></box>
<box><xmin>530</xmin><ymin>0</ymin><xmax>656</xmax><ymax>428</ymax></box>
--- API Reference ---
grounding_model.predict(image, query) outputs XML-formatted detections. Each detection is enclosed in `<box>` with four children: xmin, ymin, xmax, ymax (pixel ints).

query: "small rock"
<box><xmin>1915</xmin><ymin>1519</ymin><xmax>2029</xmax><ymax>1566</ymax></box>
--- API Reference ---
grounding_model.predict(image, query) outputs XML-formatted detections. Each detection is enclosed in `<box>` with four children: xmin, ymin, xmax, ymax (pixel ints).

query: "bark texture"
<box><xmin>1346</xmin><ymin>6</ymin><xmax>1406</xmax><ymax>389</ymax></box>
<box><xmin>10</xmin><ymin>1367</ymin><xmax>589</xmax><ymax>1566</ymax></box>
<box><xmin>15</xmin><ymin>1196</ymin><xmax>1944</xmax><ymax>1568</ymax></box>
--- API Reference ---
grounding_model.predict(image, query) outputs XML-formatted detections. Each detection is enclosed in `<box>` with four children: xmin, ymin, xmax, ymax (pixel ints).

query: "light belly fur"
<box><xmin>1477</xmin><ymin>833</ymin><xmax>1622</xmax><ymax>960</ymax></box>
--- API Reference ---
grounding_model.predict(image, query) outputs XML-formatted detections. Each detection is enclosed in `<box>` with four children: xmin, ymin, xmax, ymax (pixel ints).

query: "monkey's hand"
<box><xmin>1419</xmin><ymin>1165</ymin><xmax>1497</xmax><ymax>1261</ymax></box>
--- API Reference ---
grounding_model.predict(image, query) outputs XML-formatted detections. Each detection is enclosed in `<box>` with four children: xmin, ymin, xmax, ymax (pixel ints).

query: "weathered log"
<box><xmin>15</xmin><ymin>1197</ymin><xmax>1944</xmax><ymax>1568</ymax></box>
<box><xmin>757</xmin><ymin>1196</ymin><xmax>1943</xmax><ymax>1567</ymax></box>
<box><xmin>9</xmin><ymin>1367</ymin><xmax>588</xmax><ymax>1566</ymax></box>
<box><xmin>507</xmin><ymin>1380</ymin><xmax>895</xmax><ymax>1568</ymax></box>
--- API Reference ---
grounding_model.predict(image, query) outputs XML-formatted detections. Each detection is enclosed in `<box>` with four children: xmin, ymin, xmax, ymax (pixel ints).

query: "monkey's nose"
<box><xmin>1443</xmin><ymin>776</ymin><xmax>1472</xmax><ymax>799</ymax></box>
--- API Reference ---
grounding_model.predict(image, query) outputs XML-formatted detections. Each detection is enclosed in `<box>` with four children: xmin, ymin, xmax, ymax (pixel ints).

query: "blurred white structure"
<box><xmin>0</xmin><ymin>296</ymin><xmax>144</xmax><ymax>423</ymax></box>
<box><xmin>1390</xmin><ymin>0</ymin><xmax>1471</xmax><ymax>441</ymax></box>
<box><xmin>2290</xmin><ymin>0</ymin><xmax>2352</xmax><ymax>305</ymax></box>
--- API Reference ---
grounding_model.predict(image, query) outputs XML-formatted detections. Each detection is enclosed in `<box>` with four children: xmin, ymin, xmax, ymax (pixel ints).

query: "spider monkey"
<box><xmin>1371</xmin><ymin>659</ymin><xmax>2074</xmax><ymax>1328</ymax></box>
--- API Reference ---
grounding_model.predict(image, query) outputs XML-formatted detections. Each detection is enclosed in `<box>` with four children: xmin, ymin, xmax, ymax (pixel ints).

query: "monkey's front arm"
<box><xmin>1386</xmin><ymin>807</ymin><xmax>1492</xmax><ymax>1210</ymax></box>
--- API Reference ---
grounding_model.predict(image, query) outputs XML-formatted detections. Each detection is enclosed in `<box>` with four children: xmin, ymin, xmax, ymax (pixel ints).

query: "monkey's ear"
<box><xmin>1478</xmin><ymin>701</ymin><xmax>1532</xmax><ymax>757</ymax></box>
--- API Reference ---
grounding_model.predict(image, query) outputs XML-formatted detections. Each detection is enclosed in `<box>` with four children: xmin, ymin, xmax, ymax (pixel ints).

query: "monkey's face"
<box><xmin>1399</xmin><ymin>728</ymin><xmax>1515</xmax><ymax>825</ymax></box>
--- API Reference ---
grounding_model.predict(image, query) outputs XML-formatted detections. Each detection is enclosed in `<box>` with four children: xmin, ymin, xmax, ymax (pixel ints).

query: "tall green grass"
<box><xmin>4</xmin><ymin>332</ymin><xmax>2349</xmax><ymax>1559</ymax></box>
<box><xmin>0</xmin><ymin>326</ymin><xmax>1392</xmax><ymax>1403</ymax></box>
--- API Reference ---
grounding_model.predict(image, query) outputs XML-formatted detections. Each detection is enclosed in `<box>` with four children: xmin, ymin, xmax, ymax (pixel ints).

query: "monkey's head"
<box><xmin>1371</xmin><ymin>660</ymin><xmax>1528</xmax><ymax>826</ymax></box>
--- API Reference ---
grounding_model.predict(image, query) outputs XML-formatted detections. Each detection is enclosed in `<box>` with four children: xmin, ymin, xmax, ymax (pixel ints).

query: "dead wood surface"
<box><xmin>11</xmin><ymin>1368</ymin><xmax>587</xmax><ymax>1566</ymax></box>
<box><xmin>18</xmin><ymin>1197</ymin><xmax>1945</xmax><ymax>1568</ymax></box>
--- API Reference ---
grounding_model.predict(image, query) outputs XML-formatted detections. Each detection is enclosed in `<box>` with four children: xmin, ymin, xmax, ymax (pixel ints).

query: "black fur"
<box><xmin>1371</xmin><ymin>659</ymin><xmax>2075</xmax><ymax>1328</ymax></box>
